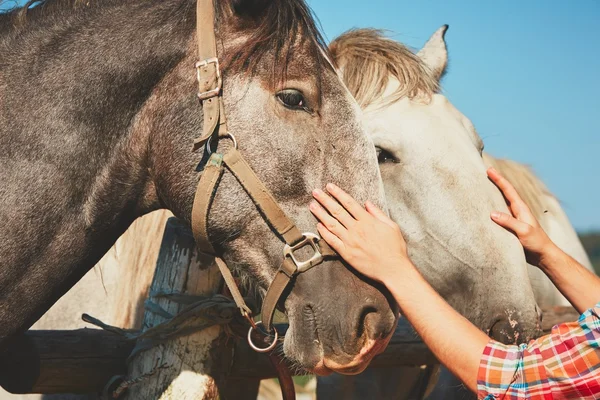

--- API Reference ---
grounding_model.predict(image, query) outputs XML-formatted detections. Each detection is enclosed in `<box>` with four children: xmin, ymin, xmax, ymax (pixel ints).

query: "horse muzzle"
<box><xmin>282</xmin><ymin>275</ymin><xmax>398</xmax><ymax>376</ymax></box>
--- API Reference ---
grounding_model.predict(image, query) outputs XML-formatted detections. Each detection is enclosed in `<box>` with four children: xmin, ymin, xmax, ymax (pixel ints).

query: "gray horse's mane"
<box><xmin>0</xmin><ymin>0</ymin><xmax>332</xmax><ymax>78</ymax></box>
<box><xmin>330</xmin><ymin>28</ymin><xmax>438</xmax><ymax>108</ymax></box>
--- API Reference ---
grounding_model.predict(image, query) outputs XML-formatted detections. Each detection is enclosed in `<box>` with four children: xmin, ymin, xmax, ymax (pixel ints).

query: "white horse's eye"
<box><xmin>376</xmin><ymin>147</ymin><xmax>399</xmax><ymax>164</ymax></box>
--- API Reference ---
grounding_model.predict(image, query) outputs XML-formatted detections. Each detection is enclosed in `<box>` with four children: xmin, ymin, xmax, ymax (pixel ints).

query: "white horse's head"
<box><xmin>331</xmin><ymin>27</ymin><xmax>541</xmax><ymax>343</ymax></box>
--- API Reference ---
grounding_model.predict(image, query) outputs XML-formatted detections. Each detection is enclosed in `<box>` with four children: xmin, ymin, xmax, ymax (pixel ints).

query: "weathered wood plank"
<box><xmin>123</xmin><ymin>218</ymin><xmax>224</xmax><ymax>400</ymax></box>
<box><xmin>0</xmin><ymin>307</ymin><xmax>578</xmax><ymax>394</ymax></box>
<box><xmin>0</xmin><ymin>329</ymin><xmax>134</xmax><ymax>394</ymax></box>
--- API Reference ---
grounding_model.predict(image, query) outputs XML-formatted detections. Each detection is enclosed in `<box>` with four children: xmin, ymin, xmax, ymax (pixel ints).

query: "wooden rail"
<box><xmin>0</xmin><ymin>306</ymin><xmax>579</xmax><ymax>394</ymax></box>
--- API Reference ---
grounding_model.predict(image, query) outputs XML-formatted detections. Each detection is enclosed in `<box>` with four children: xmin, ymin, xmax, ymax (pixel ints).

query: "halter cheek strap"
<box><xmin>192</xmin><ymin>0</ymin><xmax>336</xmax><ymax>349</ymax></box>
<box><xmin>194</xmin><ymin>0</ymin><xmax>226</xmax><ymax>151</ymax></box>
<box><xmin>191</xmin><ymin>147</ymin><xmax>336</xmax><ymax>333</ymax></box>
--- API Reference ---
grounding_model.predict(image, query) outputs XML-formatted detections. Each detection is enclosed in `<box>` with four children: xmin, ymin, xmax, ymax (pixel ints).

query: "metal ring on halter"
<box><xmin>206</xmin><ymin>132</ymin><xmax>237</xmax><ymax>155</ymax></box>
<box><xmin>247</xmin><ymin>321</ymin><xmax>279</xmax><ymax>353</ymax></box>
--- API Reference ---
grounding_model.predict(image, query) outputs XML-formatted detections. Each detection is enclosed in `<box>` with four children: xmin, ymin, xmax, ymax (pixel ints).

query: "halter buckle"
<box><xmin>283</xmin><ymin>233</ymin><xmax>323</xmax><ymax>274</ymax></box>
<box><xmin>196</xmin><ymin>57</ymin><xmax>222</xmax><ymax>101</ymax></box>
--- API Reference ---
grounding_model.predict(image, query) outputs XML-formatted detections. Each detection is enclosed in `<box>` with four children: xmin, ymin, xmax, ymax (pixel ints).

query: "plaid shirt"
<box><xmin>478</xmin><ymin>302</ymin><xmax>600</xmax><ymax>399</ymax></box>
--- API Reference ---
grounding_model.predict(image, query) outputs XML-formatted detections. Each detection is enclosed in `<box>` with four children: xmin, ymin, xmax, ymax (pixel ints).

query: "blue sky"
<box><xmin>307</xmin><ymin>0</ymin><xmax>599</xmax><ymax>232</ymax></box>
<box><xmin>2</xmin><ymin>1</ymin><xmax>598</xmax><ymax>231</ymax></box>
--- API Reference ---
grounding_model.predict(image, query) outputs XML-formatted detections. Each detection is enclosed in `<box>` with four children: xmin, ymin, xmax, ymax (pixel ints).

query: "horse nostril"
<box><xmin>356</xmin><ymin>306</ymin><xmax>377</xmax><ymax>339</ymax></box>
<box><xmin>489</xmin><ymin>318</ymin><xmax>523</xmax><ymax>345</ymax></box>
<box><xmin>535</xmin><ymin>304</ymin><xmax>543</xmax><ymax>322</ymax></box>
<box><xmin>356</xmin><ymin>305</ymin><xmax>394</xmax><ymax>341</ymax></box>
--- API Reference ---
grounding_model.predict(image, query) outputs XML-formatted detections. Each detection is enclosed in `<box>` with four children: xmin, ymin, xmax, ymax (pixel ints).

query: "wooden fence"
<box><xmin>0</xmin><ymin>308</ymin><xmax>578</xmax><ymax>394</ymax></box>
<box><xmin>0</xmin><ymin>219</ymin><xmax>581</xmax><ymax>397</ymax></box>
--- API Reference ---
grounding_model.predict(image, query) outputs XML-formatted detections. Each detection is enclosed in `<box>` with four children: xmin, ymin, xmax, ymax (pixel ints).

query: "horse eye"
<box><xmin>376</xmin><ymin>147</ymin><xmax>398</xmax><ymax>164</ymax></box>
<box><xmin>277</xmin><ymin>89</ymin><xmax>307</xmax><ymax>110</ymax></box>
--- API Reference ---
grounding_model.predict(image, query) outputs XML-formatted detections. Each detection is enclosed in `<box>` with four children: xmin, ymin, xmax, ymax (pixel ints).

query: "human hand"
<box><xmin>309</xmin><ymin>183</ymin><xmax>412</xmax><ymax>284</ymax></box>
<box><xmin>487</xmin><ymin>167</ymin><xmax>557</xmax><ymax>267</ymax></box>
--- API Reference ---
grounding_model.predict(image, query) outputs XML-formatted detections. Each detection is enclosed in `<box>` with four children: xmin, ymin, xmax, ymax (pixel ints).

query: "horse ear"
<box><xmin>231</xmin><ymin>0</ymin><xmax>270</xmax><ymax>17</ymax></box>
<box><xmin>417</xmin><ymin>25</ymin><xmax>449</xmax><ymax>82</ymax></box>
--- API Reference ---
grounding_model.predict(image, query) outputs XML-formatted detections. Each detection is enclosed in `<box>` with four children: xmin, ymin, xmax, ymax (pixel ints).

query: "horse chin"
<box><xmin>311</xmin><ymin>360</ymin><xmax>369</xmax><ymax>377</ymax></box>
<box><xmin>323</xmin><ymin>335</ymin><xmax>391</xmax><ymax>375</ymax></box>
<box><xmin>311</xmin><ymin>350</ymin><xmax>378</xmax><ymax>376</ymax></box>
<box><xmin>312</xmin><ymin>362</ymin><xmax>334</xmax><ymax>376</ymax></box>
<box><xmin>285</xmin><ymin>333</ymin><xmax>391</xmax><ymax>376</ymax></box>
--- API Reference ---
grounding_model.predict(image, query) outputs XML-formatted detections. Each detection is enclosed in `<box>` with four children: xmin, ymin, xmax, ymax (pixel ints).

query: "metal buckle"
<box><xmin>195</xmin><ymin>57</ymin><xmax>222</xmax><ymax>101</ymax></box>
<box><xmin>283</xmin><ymin>233</ymin><xmax>323</xmax><ymax>274</ymax></box>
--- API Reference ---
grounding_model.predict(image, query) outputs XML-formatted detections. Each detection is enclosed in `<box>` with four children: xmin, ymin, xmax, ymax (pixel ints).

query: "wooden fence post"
<box><xmin>122</xmin><ymin>218</ymin><xmax>228</xmax><ymax>400</ymax></box>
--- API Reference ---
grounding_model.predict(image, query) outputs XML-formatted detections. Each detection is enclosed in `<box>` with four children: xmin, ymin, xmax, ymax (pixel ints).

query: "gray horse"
<box><xmin>0</xmin><ymin>0</ymin><xmax>397</xmax><ymax>381</ymax></box>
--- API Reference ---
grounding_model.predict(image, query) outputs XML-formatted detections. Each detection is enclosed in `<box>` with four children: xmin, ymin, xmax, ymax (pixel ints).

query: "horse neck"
<box><xmin>0</xmin><ymin>0</ymin><xmax>198</xmax><ymax>345</ymax></box>
<box><xmin>2</xmin><ymin>0</ymin><xmax>197</xmax><ymax>220</ymax></box>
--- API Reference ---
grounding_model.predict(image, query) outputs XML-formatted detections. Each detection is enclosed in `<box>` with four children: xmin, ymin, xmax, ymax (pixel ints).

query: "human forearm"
<box><xmin>539</xmin><ymin>244</ymin><xmax>600</xmax><ymax>314</ymax></box>
<box><xmin>386</xmin><ymin>261</ymin><xmax>489</xmax><ymax>393</ymax></box>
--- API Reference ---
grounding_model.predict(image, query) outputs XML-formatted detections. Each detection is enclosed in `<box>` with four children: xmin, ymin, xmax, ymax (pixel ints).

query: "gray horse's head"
<box><xmin>331</xmin><ymin>27</ymin><xmax>541</xmax><ymax>344</ymax></box>
<box><xmin>146</xmin><ymin>0</ymin><xmax>397</xmax><ymax>374</ymax></box>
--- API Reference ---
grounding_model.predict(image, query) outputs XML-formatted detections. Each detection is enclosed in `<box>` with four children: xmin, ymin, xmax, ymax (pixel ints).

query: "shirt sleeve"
<box><xmin>477</xmin><ymin>302</ymin><xmax>600</xmax><ymax>399</ymax></box>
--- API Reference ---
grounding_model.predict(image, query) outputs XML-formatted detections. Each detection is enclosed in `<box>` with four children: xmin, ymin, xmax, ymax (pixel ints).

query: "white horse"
<box><xmin>317</xmin><ymin>26</ymin><xmax>595</xmax><ymax>400</ymax></box>
<box><xmin>2</xmin><ymin>27</ymin><xmax>592</xmax><ymax>400</ymax></box>
<box><xmin>331</xmin><ymin>26</ymin><xmax>542</xmax><ymax>338</ymax></box>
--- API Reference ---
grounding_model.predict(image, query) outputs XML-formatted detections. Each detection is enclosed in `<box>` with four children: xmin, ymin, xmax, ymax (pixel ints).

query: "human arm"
<box><xmin>383</xmin><ymin>260</ymin><xmax>489</xmax><ymax>393</ymax></box>
<box><xmin>487</xmin><ymin>167</ymin><xmax>600</xmax><ymax>313</ymax></box>
<box><xmin>310</xmin><ymin>180</ymin><xmax>600</xmax><ymax>398</ymax></box>
<box><xmin>309</xmin><ymin>185</ymin><xmax>488</xmax><ymax>393</ymax></box>
<box><xmin>478</xmin><ymin>304</ymin><xmax>600</xmax><ymax>399</ymax></box>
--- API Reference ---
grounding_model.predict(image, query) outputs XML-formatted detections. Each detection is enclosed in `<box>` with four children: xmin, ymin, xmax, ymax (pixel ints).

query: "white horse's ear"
<box><xmin>417</xmin><ymin>25</ymin><xmax>449</xmax><ymax>82</ymax></box>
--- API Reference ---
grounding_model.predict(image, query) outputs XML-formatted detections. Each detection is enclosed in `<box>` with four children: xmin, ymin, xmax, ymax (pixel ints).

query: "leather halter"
<box><xmin>192</xmin><ymin>0</ymin><xmax>335</xmax><ymax>352</ymax></box>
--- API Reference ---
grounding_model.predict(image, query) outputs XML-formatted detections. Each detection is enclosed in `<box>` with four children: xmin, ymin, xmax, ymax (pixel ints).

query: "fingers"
<box><xmin>487</xmin><ymin>167</ymin><xmax>525</xmax><ymax>208</ymax></box>
<box><xmin>310</xmin><ymin>201</ymin><xmax>348</xmax><ymax>239</ymax></box>
<box><xmin>324</xmin><ymin>183</ymin><xmax>368</xmax><ymax>220</ymax></box>
<box><xmin>487</xmin><ymin>167</ymin><xmax>538</xmax><ymax>224</ymax></box>
<box><xmin>490</xmin><ymin>211</ymin><xmax>532</xmax><ymax>237</ymax></box>
<box><xmin>312</xmin><ymin>187</ymin><xmax>357</xmax><ymax>228</ymax></box>
<box><xmin>365</xmin><ymin>201</ymin><xmax>397</xmax><ymax>229</ymax></box>
<box><xmin>316</xmin><ymin>223</ymin><xmax>345</xmax><ymax>254</ymax></box>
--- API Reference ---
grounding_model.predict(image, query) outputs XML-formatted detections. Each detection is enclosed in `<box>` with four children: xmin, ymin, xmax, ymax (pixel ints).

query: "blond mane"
<box><xmin>483</xmin><ymin>153</ymin><xmax>554</xmax><ymax>221</ymax></box>
<box><xmin>329</xmin><ymin>29</ymin><xmax>438</xmax><ymax>108</ymax></box>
